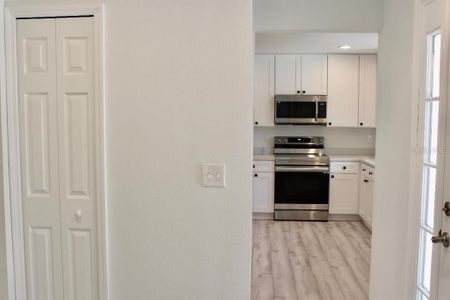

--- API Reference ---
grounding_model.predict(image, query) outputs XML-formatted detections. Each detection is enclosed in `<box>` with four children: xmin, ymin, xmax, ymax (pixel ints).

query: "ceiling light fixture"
<box><xmin>338</xmin><ymin>45</ymin><xmax>352</xmax><ymax>49</ymax></box>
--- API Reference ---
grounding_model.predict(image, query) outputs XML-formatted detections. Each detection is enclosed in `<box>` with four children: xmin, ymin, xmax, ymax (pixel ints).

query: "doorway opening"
<box><xmin>252</xmin><ymin>31</ymin><xmax>378</xmax><ymax>299</ymax></box>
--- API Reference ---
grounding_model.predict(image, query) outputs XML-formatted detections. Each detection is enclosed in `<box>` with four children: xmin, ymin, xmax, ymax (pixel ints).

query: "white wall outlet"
<box><xmin>202</xmin><ymin>163</ymin><xmax>226</xmax><ymax>187</ymax></box>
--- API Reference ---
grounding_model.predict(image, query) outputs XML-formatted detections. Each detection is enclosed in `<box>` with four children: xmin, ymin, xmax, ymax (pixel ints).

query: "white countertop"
<box><xmin>328</xmin><ymin>155</ymin><xmax>375</xmax><ymax>167</ymax></box>
<box><xmin>253</xmin><ymin>154</ymin><xmax>275</xmax><ymax>161</ymax></box>
<box><xmin>254</xmin><ymin>154</ymin><xmax>375</xmax><ymax>167</ymax></box>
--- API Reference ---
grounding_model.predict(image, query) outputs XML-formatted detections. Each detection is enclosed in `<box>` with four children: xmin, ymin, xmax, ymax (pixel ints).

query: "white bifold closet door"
<box><xmin>17</xmin><ymin>17</ymin><xmax>98</xmax><ymax>300</ymax></box>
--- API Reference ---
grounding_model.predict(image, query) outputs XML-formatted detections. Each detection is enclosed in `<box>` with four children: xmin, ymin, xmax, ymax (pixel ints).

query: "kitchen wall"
<box><xmin>370</xmin><ymin>0</ymin><xmax>416</xmax><ymax>299</ymax></box>
<box><xmin>254</xmin><ymin>0</ymin><xmax>384</xmax><ymax>32</ymax></box>
<box><xmin>255</xmin><ymin>127</ymin><xmax>376</xmax><ymax>155</ymax></box>
<box><xmin>3</xmin><ymin>1</ymin><xmax>254</xmax><ymax>300</ymax></box>
<box><xmin>256</xmin><ymin>32</ymin><xmax>379</xmax><ymax>54</ymax></box>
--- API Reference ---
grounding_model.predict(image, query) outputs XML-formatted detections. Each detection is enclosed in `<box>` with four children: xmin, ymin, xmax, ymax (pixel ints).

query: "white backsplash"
<box><xmin>254</xmin><ymin>126</ymin><xmax>376</xmax><ymax>155</ymax></box>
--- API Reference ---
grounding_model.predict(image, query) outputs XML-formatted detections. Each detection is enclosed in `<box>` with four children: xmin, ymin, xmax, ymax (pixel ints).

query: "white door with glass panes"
<box><xmin>17</xmin><ymin>17</ymin><xmax>99</xmax><ymax>300</ymax></box>
<box><xmin>413</xmin><ymin>0</ymin><xmax>450</xmax><ymax>299</ymax></box>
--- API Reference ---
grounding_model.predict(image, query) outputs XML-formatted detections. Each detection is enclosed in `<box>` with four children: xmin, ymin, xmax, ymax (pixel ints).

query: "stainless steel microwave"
<box><xmin>274</xmin><ymin>95</ymin><xmax>327</xmax><ymax>125</ymax></box>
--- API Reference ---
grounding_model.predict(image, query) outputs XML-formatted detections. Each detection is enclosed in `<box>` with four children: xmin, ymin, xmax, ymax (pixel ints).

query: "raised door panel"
<box><xmin>253</xmin><ymin>172</ymin><xmax>274</xmax><ymax>213</ymax></box>
<box><xmin>301</xmin><ymin>55</ymin><xmax>328</xmax><ymax>95</ymax></box>
<box><xmin>328</xmin><ymin>55</ymin><xmax>359</xmax><ymax>127</ymax></box>
<box><xmin>329</xmin><ymin>173</ymin><xmax>359</xmax><ymax>214</ymax></box>
<box><xmin>56</xmin><ymin>17</ymin><xmax>99</xmax><ymax>300</ymax></box>
<box><xmin>359</xmin><ymin>55</ymin><xmax>377</xmax><ymax>128</ymax></box>
<box><xmin>275</xmin><ymin>55</ymin><xmax>298</xmax><ymax>94</ymax></box>
<box><xmin>66</xmin><ymin>230</ymin><xmax>95</xmax><ymax>300</ymax></box>
<box><xmin>17</xmin><ymin>19</ymin><xmax>65</xmax><ymax>300</ymax></box>
<box><xmin>27</xmin><ymin>228</ymin><xmax>56</xmax><ymax>300</ymax></box>
<box><xmin>254</xmin><ymin>55</ymin><xmax>275</xmax><ymax>126</ymax></box>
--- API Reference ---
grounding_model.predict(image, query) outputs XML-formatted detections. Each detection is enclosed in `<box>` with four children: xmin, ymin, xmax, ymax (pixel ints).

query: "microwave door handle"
<box><xmin>315</xmin><ymin>100</ymin><xmax>318</xmax><ymax>121</ymax></box>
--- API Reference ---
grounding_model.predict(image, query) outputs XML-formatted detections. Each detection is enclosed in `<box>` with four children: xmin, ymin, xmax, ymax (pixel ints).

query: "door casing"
<box><xmin>1</xmin><ymin>4</ymin><xmax>108</xmax><ymax>300</ymax></box>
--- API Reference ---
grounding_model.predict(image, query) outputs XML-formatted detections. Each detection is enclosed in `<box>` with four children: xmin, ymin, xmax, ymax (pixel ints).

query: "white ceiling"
<box><xmin>255</xmin><ymin>32</ymin><xmax>379</xmax><ymax>54</ymax></box>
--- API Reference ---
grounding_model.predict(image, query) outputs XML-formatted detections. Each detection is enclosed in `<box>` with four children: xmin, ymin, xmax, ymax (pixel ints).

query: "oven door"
<box><xmin>274</xmin><ymin>166</ymin><xmax>330</xmax><ymax>210</ymax></box>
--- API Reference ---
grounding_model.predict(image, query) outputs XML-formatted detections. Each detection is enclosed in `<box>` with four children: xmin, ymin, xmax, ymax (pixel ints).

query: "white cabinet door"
<box><xmin>359</xmin><ymin>55</ymin><xmax>377</xmax><ymax>128</ymax></box>
<box><xmin>301</xmin><ymin>55</ymin><xmax>328</xmax><ymax>95</ymax></box>
<box><xmin>366</xmin><ymin>179</ymin><xmax>374</xmax><ymax>226</ymax></box>
<box><xmin>327</xmin><ymin>55</ymin><xmax>359</xmax><ymax>127</ymax></box>
<box><xmin>359</xmin><ymin>176</ymin><xmax>369</xmax><ymax>224</ymax></box>
<box><xmin>253</xmin><ymin>172</ymin><xmax>274</xmax><ymax>213</ymax></box>
<box><xmin>56</xmin><ymin>18</ymin><xmax>98</xmax><ymax>300</ymax></box>
<box><xmin>275</xmin><ymin>55</ymin><xmax>300</xmax><ymax>94</ymax></box>
<box><xmin>254</xmin><ymin>55</ymin><xmax>275</xmax><ymax>127</ymax></box>
<box><xmin>17</xmin><ymin>19</ymin><xmax>65</xmax><ymax>300</ymax></box>
<box><xmin>359</xmin><ymin>175</ymin><xmax>374</xmax><ymax>228</ymax></box>
<box><xmin>329</xmin><ymin>173</ymin><xmax>359</xmax><ymax>214</ymax></box>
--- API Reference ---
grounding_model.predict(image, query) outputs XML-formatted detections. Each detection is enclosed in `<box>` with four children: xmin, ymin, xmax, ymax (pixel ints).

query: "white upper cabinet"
<box><xmin>301</xmin><ymin>55</ymin><xmax>328</xmax><ymax>95</ymax></box>
<box><xmin>275</xmin><ymin>54</ymin><xmax>328</xmax><ymax>95</ymax></box>
<box><xmin>254</xmin><ymin>55</ymin><xmax>275</xmax><ymax>127</ymax></box>
<box><xmin>327</xmin><ymin>55</ymin><xmax>360</xmax><ymax>127</ymax></box>
<box><xmin>359</xmin><ymin>55</ymin><xmax>377</xmax><ymax>128</ymax></box>
<box><xmin>275</xmin><ymin>55</ymin><xmax>299</xmax><ymax>94</ymax></box>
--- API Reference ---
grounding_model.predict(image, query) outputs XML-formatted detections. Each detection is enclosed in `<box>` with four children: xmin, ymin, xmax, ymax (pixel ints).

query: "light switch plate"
<box><xmin>202</xmin><ymin>163</ymin><xmax>226</xmax><ymax>187</ymax></box>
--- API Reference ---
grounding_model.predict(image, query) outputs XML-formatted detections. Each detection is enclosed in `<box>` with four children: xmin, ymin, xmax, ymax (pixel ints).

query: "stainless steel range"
<box><xmin>274</xmin><ymin>136</ymin><xmax>330</xmax><ymax>221</ymax></box>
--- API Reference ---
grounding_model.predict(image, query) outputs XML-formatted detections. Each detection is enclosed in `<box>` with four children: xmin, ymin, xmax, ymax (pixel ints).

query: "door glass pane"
<box><xmin>430</xmin><ymin>33</ymin><xmax>441</xmax><ymax>98</ymax></box>
<box><xmin>421</xmin><ymin>166</ymin><xmax>436</xmax><ymax>228</ymax></box>
<box><xmin>424</xmin><ymin>101</ymin><xmax>439</xmax><ymax>164</ymax></box>
<box><xmin>418</xmin><ymin>230</ymin><xmax>433</xmax><ymax>293</ymax></box>
<box><xmin>417</xmin><ymin>290</ymin><xmax>429</xmax><ymax>300</ymax></box>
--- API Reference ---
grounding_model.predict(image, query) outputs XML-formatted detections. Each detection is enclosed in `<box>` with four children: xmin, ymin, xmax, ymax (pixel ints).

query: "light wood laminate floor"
<box><xmin>251</xmin><ymin>220</ymin><xmax>372</xmax><ymax>300</ymax></box>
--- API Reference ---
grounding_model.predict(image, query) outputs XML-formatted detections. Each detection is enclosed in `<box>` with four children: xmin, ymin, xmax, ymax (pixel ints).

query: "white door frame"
<box><xmin>405</xmin><ymin>0</ymin><xmax>450</xmax><ymax>298</ymax></box>
<box><xmin>1</xmin><ymin>4</ymin><xmax>109</xmax><ymax>300</ymax></box>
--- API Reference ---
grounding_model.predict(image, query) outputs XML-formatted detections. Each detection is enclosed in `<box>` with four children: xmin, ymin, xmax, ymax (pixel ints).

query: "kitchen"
<box><xmin>252</xmin><ymin>32</ymin><xmax>377</xmax><ymax>299</ymax></box>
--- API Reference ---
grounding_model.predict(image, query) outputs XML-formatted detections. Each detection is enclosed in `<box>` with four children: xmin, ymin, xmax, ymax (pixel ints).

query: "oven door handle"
<box><xmin>275</xmin><ymin>166</ymin><xmax>330</xmax><ymax>173</ymax></box>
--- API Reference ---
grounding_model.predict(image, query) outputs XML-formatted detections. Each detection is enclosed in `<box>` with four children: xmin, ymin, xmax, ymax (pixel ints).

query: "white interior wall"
<box><xmin>0</xmin><ymin>0</ymin><xmax>8</xmax><ymax>298</ymax></box>
<box><xmin>0</xmin><ymin>146</ymin><xmax>6</xmax><ymax>300</ymax></box>
<box><xmin>3</xmin><ymin>1</ymin><xmax>254</xmax><ymax>299</ymax></box>
<box><xmin>254</xmin><ymin>0</ymin><xmax>384</xmax><ymax>32</ymax></box>
<box><xmin>369</xmin><ymin>0</ymin><xmax>416</xmax><ymax>299</ymax></box>
<box><xmin>105</xmin><ymin>1</ymin><xmax>253</xmax><ymax>299</ymax></box>
<box><xmin>256</xmin><ymin>32</ymin><xmax>379</xmax><ymax>54</ymax></box>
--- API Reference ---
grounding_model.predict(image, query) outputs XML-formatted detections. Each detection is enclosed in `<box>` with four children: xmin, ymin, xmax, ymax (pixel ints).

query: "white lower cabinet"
<box><xmin>329</xmin><ymin>161</ymin><xmax>360</xmax><ymax>214</ymax></box>
<box><xmin>359</xmin><ymin>163</ymin><xmax>375</xmax><ymax>228</ymax></box>
<box><xmin>329</xmin><ymin>173</ymin><xmax>359</xmax><ymax>214</ymax></box>
<box><xmin>253</xmin><ymin>161</ymin><xmax>274</xmax><ymax>213</ymax></box>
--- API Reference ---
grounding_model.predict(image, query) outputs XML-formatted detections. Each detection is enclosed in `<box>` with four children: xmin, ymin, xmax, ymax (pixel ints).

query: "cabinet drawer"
<box><xmin>361</xmin><ymin>164</ymin><xmax>375</xmax><ymax>178</ymax></box>
<box><xmin>253</xmin><ymin>161</ymin><xmax>274</xmax><ymax>172</ymax></box>
<box><xmin>330</xmin><ymin>161</ymin><xmax>359</xmax><ymax>174</ymax></box>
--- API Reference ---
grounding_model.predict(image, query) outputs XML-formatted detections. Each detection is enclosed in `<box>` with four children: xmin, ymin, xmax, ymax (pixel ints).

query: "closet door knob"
<box><xmin>75</xmin><ymin>210</ymin><xmax>83</xmax><ymax>223</ymax></box>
